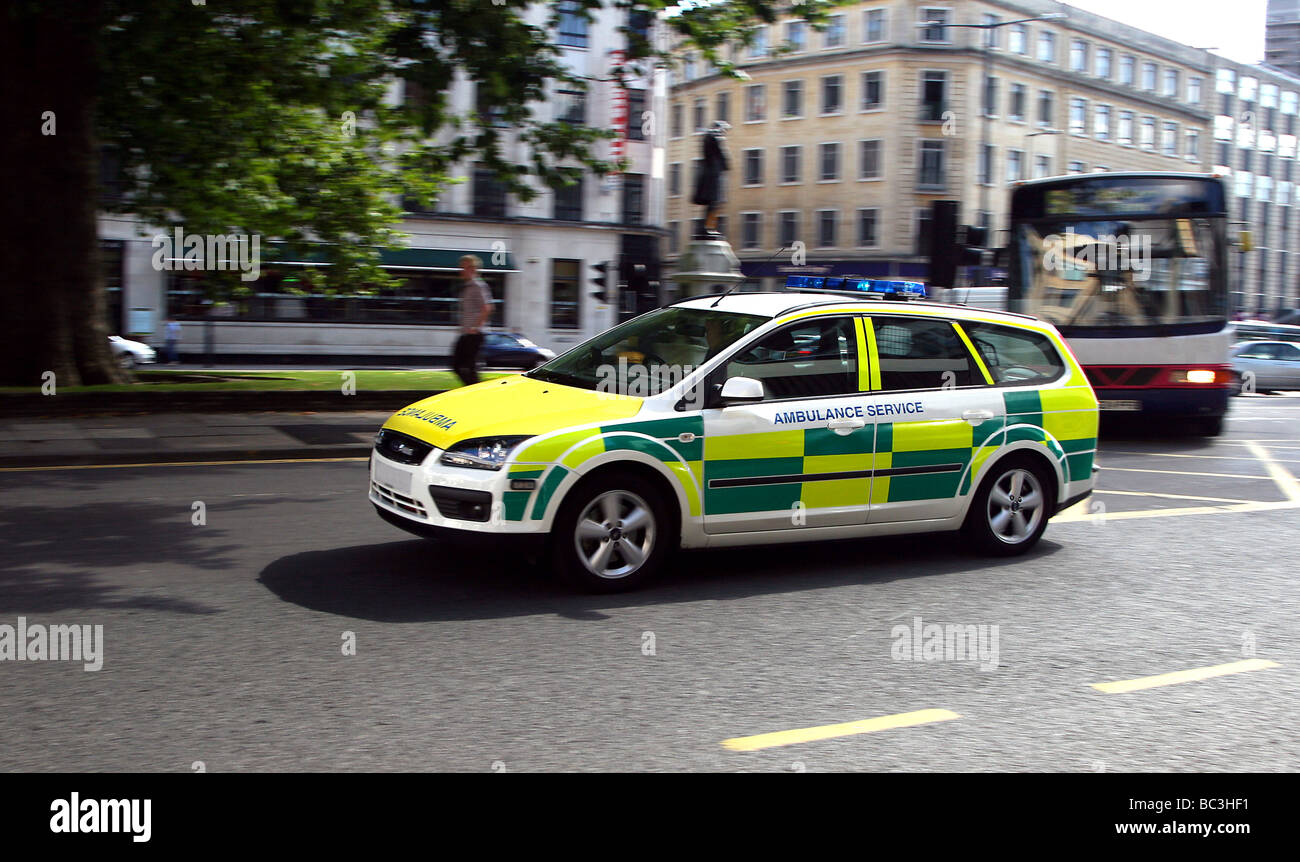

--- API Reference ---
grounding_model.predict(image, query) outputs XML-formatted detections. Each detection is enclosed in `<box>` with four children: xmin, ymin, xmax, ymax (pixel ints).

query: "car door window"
<box><xmin>961</xmin><ymin>320</ymin><xmax>1065</xmax><ymax>384</ymax></box>
<box><xmin>723</xmin><ymin>317</ymin><xmax>859</xmax><ymax>399</ymax></box>
<box><xmin>1280</xmin><ymin>344</ymin><xmax>1300</xmax><ymax>361</ymax></box>
<box><xmin>870</xmin><ymin>316</ymin><xmax>983</xmax><ymax>391</ymax></box>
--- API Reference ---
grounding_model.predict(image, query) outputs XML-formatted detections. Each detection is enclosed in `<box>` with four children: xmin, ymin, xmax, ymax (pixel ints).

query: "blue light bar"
<box><xmin>784</xmin><ymin>275</ymin><xmax>927</xmax><ymax>299</ymax></box>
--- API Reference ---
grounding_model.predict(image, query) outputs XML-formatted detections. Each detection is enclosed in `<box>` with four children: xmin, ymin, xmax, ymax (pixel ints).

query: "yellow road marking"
<box><xmin>0</xmin><ymin>456</ymin><xmax>369</xmax><ymax>473</ymax></box>
<box><xmin>721</xmin><ymin>709</ymin><xmax>960</xmax><ymax>752</ymax></box>
<box><xmin>1055</xmin><ymin>497</ymin><xmax>1298</xmax><ymax>523</ymax></box>
<box><xmin>1244</xmin><ymin>440</ymin><xmax>1300</xmax><ymax>503</ymax></box>
<box><xmin>1090</xmin><ymin>659</ymin><xmax>1281</xmax><ymax>694</ymax></box>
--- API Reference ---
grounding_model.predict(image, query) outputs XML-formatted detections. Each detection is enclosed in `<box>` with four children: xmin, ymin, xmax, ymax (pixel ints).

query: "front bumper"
<box><xmin>369</xmin><ymin>447</ymin><xmax>548</xmax><ymax>536</ymax></box>
<box><xmin>1095</xmin><ymin>386</ymin><xmax>1229</xmax><ymax>418</ymax></box>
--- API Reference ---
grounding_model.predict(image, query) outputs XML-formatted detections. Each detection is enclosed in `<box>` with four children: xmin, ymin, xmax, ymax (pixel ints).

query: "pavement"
<box><xmin>0</xmin><ymin>411</ymin><xmax>388</xmax><ymax>468</ymax></box>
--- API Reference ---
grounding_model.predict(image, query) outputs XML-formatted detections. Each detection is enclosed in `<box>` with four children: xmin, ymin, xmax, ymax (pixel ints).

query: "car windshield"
<box><xmin>528</xmin><ymin>307</ymin><xmax>768</xmax><ymax>395</ymax></box>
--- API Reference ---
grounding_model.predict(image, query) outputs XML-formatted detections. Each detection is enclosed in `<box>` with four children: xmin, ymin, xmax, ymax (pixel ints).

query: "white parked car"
<box><xmin>1231</xmin><ymin>340</ymin><xmax>1300</xmax><ymax>393</ymax></box>
<box><xmin>108</xmin><ymin>336</ymin><xmax>157</xmax><ymax>369</ymax></box>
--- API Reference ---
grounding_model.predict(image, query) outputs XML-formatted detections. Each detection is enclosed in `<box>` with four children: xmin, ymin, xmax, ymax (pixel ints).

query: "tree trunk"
<box><xmin>0</xmin><ymin>0</ymin><xmax>126</xmax><ymax>387</ymax></box>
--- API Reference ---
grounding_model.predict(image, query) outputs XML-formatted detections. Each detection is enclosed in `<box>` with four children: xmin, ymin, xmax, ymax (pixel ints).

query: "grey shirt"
<box><xmin>459</xmin><ymin>277</ymin><xmax>491</xmax><ymax>333</ymax></box>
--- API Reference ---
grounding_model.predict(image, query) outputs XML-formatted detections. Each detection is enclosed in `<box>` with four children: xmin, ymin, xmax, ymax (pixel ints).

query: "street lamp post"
<box><xmin>916</xmin><ymin>13</ymin><xmax>1067</xmax><ymax>224</ymax></box>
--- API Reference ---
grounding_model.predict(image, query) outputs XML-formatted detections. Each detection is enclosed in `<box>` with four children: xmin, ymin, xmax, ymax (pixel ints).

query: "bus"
<box><xmin>1006</xmin><ymin>172</ymin><xmax>1232</xmax><ymax>435</ymax></box>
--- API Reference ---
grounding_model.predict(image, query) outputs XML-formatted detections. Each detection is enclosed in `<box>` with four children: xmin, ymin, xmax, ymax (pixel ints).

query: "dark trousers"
<box><xmin>452</xmin><ymin>332</ymin><xmax>483</xmax><ymax>386</ymax></box>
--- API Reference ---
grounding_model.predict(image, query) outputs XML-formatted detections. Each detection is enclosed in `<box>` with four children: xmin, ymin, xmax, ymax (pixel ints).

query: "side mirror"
<box><xmin>719</xmin><ymin>376</ymin><xmax>764</xmax><ymax>405</ymax></box>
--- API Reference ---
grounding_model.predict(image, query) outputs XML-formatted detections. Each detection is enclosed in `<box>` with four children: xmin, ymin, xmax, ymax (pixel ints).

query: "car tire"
<box><xmin>962</xmin><ymin>455</ymin><xmax>1053</xmax><ymax>557</ymax></box>
<box><xmin>119</xmin><ymin>353</ymin><xmax>136</xmax><ymax>370</ymax></box>
<box><xmin>551</xmin><ymin>471</ymin><xmax>676</xmax><ymax>593</ymax></box>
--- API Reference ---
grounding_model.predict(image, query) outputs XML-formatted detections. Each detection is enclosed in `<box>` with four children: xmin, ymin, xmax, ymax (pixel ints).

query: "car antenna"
<box><xmin>711</xmin><ymin>245</ymin><xmax>786</xmax><ymax>308</ymax></box>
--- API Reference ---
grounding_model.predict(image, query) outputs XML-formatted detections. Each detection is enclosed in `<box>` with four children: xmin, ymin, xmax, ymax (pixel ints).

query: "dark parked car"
<box><xmin>480</xmin><ymin>332</ymin><xmax>555</xmax><ymax>370</ymax></box>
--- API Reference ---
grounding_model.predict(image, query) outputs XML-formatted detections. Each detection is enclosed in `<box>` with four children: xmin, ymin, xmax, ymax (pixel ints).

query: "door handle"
<box><xmin>827</xmin><ymin>417</ymin><xmax>866</xmax><ymax>436</ymax></box>
<box><xmin>962</xmin><ymin>409</ymin><xmax>994</xmax><ymax>425</ymax></box>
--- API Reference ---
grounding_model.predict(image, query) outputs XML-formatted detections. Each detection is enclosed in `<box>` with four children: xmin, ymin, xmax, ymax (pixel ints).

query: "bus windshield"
<box><xmin>1012</xmin><ymin>215</ymin><xmax>1227</xmax><ymax>330</ymax></box>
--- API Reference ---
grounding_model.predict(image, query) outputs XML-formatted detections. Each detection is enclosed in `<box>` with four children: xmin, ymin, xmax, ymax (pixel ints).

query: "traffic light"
<box><xmin>928</xmin><ymin>201</ymin><xmax>960</xmax><ymax>288</ymax></box>
<box><xmin>591</xmin><ymin>261</ymin><xmax>611</xmax><ymax>302</ymax></box>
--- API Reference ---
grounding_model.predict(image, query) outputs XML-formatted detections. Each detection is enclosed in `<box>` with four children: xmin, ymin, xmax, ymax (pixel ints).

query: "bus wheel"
<box><xmin>1192</xmin><ymin>416</ymin><xmax>1224</xmax><ymax>437</ymax></box>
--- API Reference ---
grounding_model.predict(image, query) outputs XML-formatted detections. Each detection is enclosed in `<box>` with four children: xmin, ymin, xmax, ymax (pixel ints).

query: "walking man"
<box><xmin>452</xmin><ymin>254</ymin><xmax>492</xmax><ymax>386</ymax></box>
<box><xmin>164</xmin><ymin>317</ymin><xmax>181</xmax><ymax>365</ymax></box>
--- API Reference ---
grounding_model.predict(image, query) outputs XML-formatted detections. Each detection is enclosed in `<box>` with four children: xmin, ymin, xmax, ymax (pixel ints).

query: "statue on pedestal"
<box><xmin>691</xmin><ymin>121</ymin><xmax>730</xmax><ymax>239</ymax></box>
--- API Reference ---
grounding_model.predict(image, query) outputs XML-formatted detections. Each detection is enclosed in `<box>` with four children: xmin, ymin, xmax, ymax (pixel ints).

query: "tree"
<box><xmin>0</xmin><ymin>0</ymin><xmax>846</xmax><ymax>386</ymax></box>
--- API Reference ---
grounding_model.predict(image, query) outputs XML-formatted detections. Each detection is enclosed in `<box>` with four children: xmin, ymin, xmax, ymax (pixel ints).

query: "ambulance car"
<box><xmin>370</xmin><ymin>283</ymin><xmax>1100</xmax><ymax>592</ymax></box>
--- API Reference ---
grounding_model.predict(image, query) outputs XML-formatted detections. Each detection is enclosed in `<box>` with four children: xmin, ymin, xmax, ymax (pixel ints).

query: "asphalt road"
<box><xmin>2</xmin><ymin>394</ymin><xmax>1298</xmax><ymax>772</ymax></box>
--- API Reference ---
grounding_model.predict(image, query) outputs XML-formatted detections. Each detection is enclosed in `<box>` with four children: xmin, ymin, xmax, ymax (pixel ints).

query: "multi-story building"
<box><xmin>100</xmin><ymin>3</ymin><xmax>666</xmax><ymax>360</ymax></box>
<box><xmin>1266</xmin><ymin>0</ymin><xmax>1300</xmax><ymax>78</ymax></box>
<box><xmin>1208</xmin><ymin>56</ymin><xmax>1300</xmax><ymax>314</ymax></box>
<box><xmin>665</xmin><ymin>1</ymin><xmax>1299</xmax><ymax>315</ymax></box>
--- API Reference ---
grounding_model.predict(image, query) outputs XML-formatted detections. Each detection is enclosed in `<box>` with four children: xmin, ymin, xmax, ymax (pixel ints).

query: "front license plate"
<box><xmin>373</xmin><ymin>459</ymin><xmax>413</xmax><ymax>495</ymax></box>
<box><xmin>1099</xmin><ymin>399</ymin><xmax>1142</xmax><ymax>412</ymax></box>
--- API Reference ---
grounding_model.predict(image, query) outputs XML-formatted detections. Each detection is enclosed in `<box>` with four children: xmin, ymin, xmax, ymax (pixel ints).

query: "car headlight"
<box><xmin>438</xmin><ymin>436</ymin><xmax>532</xmax><ymax>470</ymax></box>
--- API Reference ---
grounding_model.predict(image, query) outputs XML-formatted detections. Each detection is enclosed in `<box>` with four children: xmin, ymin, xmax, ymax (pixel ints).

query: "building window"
<box><xmin>861</xmin><ymin>71</ymin><xmax>884</xmax><ymax>110</ymax></box>
<box><xmin>1120</xmin><ymin>55</ymin><xmax>1135</xmax><ymax>86</ymax></box>
<box><xmin>1037</xmin><ymin>31</ymin><xmax>1056</xmax><ymax>63</ymax></box>
<box><xmin>979</xmin><ymin>144</ymin><xmax>994</xmax><ymax>185</ymax></box>
<box><xmin>1009</xmin><ymin>84</ymin><xmax>1026</xmax><ymax>122</ymax></box>
<box><xmin>859</xmin><ymin>139</ymin><xmax>881</xmax><ymax>179</ymax></box>
<box><xmin>553</xmin><ymin>178</ymin><xmax>583</xmax><ymax>221</ymax></box>
<box><xmin>671</xmin><ymin>102</ymin><xmax>682</xmax><ymax>137</ymax></box>
<box><xmin>1185</xmin><ymin>76</ymin><xmax>1202</xmax><ymax>106</ymax></box>
<box><xmin>667</xmin><ymin>221</ymin><xmax>680</xmax><ymax>255</ymax></box>
<box><xmin>919</xmin><ymin>8</ymin><xmax>949</xmax><ymax>42</ymax></box>
<box><xmin>626</xmin><ymin>89</ymin><xmax>646</xmax><ymax>141</ymax></box>
<box><xmin>551</xmin><ymin>259</ymin><xmax>580</xmax><ymax>329</ymax></box>
<box><xmin>472</xmin><ymin>165</ymin><xmax>507</xmax><ymax>218</ymax></box>
<box><xmin>1162</xmin><ymin>121</ymin><xmax>1178</xmax><ymax>155</ymax></box>
<box><xmin>983</xmin><ymin>75</ymin><xmax>999</xmax><ymax>118</ymax></box>
<box><xmin>1034</xmin><ymin>155</ymin><xmax>1051</xmax><ymax>179</ymax></box>
<box><xmin>824</xmin><ymin>14</ymin><xmax>846</xmax><ymax>48</ymax></box>
<box><xmin>556</xmin><ymin>88</ymin><xmax>586</xmax><ymax>125</ymax></box>
<box><xmin>1186</xmin><ymin>129</ymin><xmax>1201</xmax><ymax>160</ymax></box>
<box><xmin>915</xmin><ymin>208</ymin><xmax>933</xmax><ymax>256</ymax></box>
<box><xmin>1038</xmin><ymin>90</ymin><xmax>1054</xmax><ymax>126</ymax></box>
<box><xmin>819</xmin><ymin>142</ymin><xmax>841</xmax><ymax>181</ymax></box>
<box><xmin>622</xmin><ymin>173</ymin><xmax>645</xmax><ymax>224</ymax></box>
<box><xmin>743</xmin><ymin>148</ymin><xmax>763</xmax><ymax>186</ymax></box>
<box><xmin>1140</xmin><ymin>116</ymin><xmax>1155</xmax><ymax>149</ymax></box>
<box><xmin>742</xmin><ymin>212</ymin><xmax>761</xmax><ymax>249</ymax></box>
<box><xmin>745</xmin><ymin>84</ymin><xmax>766</xmax><ymax>122</ymax></box>
<box><xmin>1095</xmin><ymin>104</ymin><xmax>1111</xmax><ymax>141</ymax></box>
<box><xmin>857</xmin><ymin>208</ymin><xmax>879</xmax><ymax>247</ymax></box>
<box><xmin>694</xmin><ymin>98</ymin><xmax>706</xmax><ymax>132</ymax></box>
<box><xmin>1163</xmin><ymin>69</ymin><xmax>1179</xmax><ymax>98</ymax></box>
<box><xmin>982</xmin><ymin>14</ymin><xmax>1001</xmax><ymax>49</ymax></box>
<box><xmin>1142</xmin><ymin>62</ymin><xmax>1157</xmax><ymax>91</ymax></box>
<box><xmin>921</xmin><ymin>71</ymin><xmax>948</xmax><ymax>122</ymax></box>
<box><xmin>1096</xmin><ymin>48</ymin><xmax>1112</xmax><ymax>79</ymax></box>
<box><xmin>918</xmin><ymin>140</ymin><xmax>945</xmax><ymax>189</ymax></box>
<box><xmin>1068</xmin><ymin>161</ymin><xmax>1085</xmax><ymax>174</ymax></box>
<box><xmin>817</xmin><ymin>210</ymin><xmax>838</xmax><ymax>247</ymax></box>
<box><xmin>683</xmin><ymin>52</ymin><xmax>697</xmax><ymax>81</ymax></box>
<box><xmin>1118</xmin><ymin>111</ymin><xmax>1134</xmax><ymax>144</ymax></box>
<box><xmin>1009</xmin><ymin>24</ymin><xmax>1027</xmax><ymax>55</ymax></box>
<box><xmin>778</xmin><ymin>211</ymin><xmax>800</xmax><ymax>246</ymax></box>
<box><xmin>1070</xmin><ymin>40</ymin><xmax>1088</xmax><ymax>73</ymax></box>
<box><xmin>1006</xmin><ymin>149</ymin><xmax>1023</xmax><ymax>183</ymax></box>
<box><xmin>786</xmin><ymin>20</ymin><xmax>806</xmax><ymax>52</ymax></box>
<box><xmin>715</xmin><ymin>91</ymin><xmax>730</xmax><ymax>125</ymax></box>
<box><xmin>782</xmin><ymin>80</ymin><xmax>803</xmax><ymax>118</ymax></box>
<box><xmin>748</xmin><ymin>27</ymin><xmax>768</xmax><ymax>58</ymax></box>
<box><xmin>781</xmin><ymin>145</ymin><xmax>801</xmax><ymax>183</ymax></box>
<box><xmin>864</xmin><ymin>8</ymin><xmax>887</xmax><ymax>43</ymax></box>
<box><xmin>822</xmin><ymin>75</ymin><xmax>843</xmax><ymax>114</ymax></box>
<box><xmin>1069</xmin><ymin>98</ymin><xmax>1087</xmax><ymax>135</ymax></box>
<box><xmin>556</xmin><ymin>2</ymin><xmax>588</xmax><ymax>49</ymax></box>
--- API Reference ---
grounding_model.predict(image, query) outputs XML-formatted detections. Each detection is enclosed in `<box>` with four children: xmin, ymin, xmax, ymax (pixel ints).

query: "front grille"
<box><xmin>1085</xmin><ymin>366</ymin><xmax>1160</xmax><ymax>388</ymax></box>
<box><xmin>375</xmin><ymin>429</ymin><xmax>432</xmax><ymax>465</ymax></box>
<box><xmin>370</xmin><ymin>481</ymin><xmax>429</xmax><ymax>518</ymax></box>
<box><xmin>428</xmin><ymin>485</ymin><xmax>492</xmax><ymax>522</ymax></box>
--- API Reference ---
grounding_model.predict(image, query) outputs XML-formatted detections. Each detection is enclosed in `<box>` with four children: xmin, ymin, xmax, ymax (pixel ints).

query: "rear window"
<box><xmin>961</xmin><ymin>321</ymin><xmax>1066</xmax><ymax>384</ymax></box>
